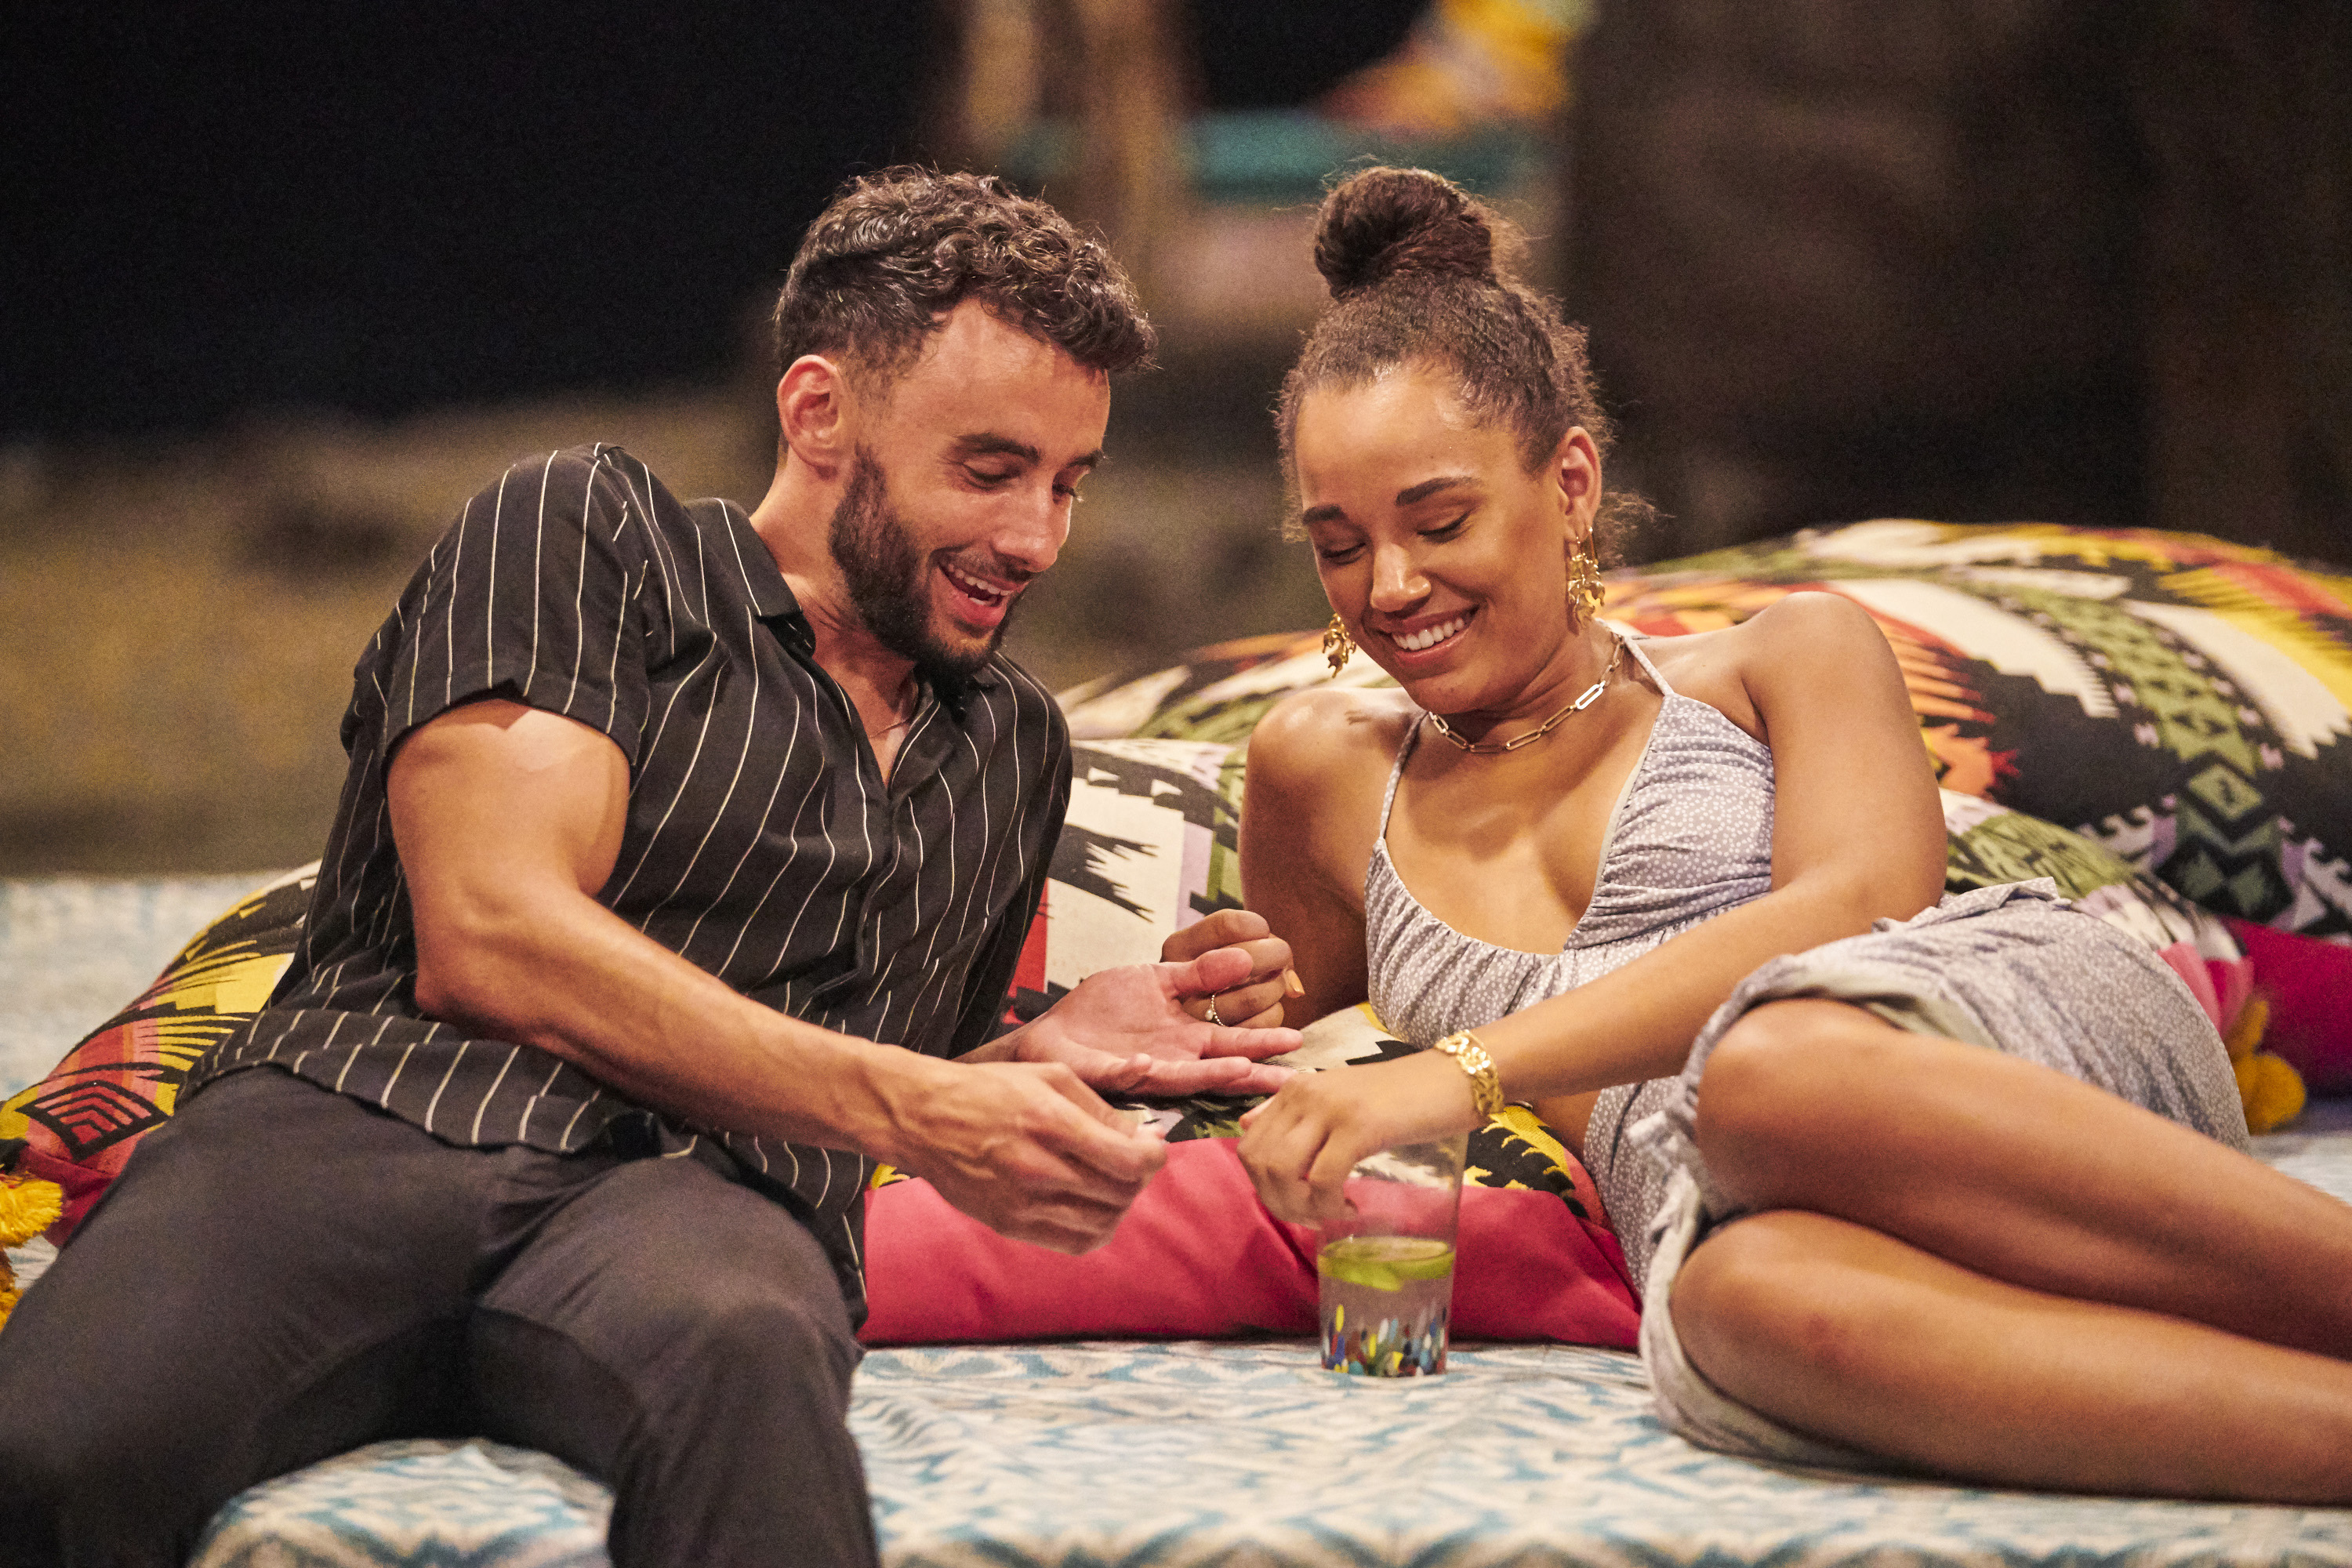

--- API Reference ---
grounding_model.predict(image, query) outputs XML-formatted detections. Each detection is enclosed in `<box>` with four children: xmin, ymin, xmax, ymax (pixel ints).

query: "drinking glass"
<box><xmin>1316</xmin><ymin>1132</ymin><xmax>1467</xmax><ymax>1375</ymax></box>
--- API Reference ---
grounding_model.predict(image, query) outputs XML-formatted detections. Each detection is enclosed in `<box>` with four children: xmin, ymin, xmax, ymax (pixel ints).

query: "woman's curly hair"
<box><xmin>1278</xmin><ymin>166</ymin><xmax>1648</xmax><ymax>560</ymax></box>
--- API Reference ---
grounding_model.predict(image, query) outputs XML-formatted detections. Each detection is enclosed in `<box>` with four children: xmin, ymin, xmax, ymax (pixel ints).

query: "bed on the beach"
<box><xmin>8</xmin><ymin>521</ymin><xmax>2352</xmax><ymax>1566</ymax></box>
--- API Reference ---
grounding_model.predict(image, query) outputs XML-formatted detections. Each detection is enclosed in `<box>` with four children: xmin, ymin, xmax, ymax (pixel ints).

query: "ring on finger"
<box><xmin>1203</xmin><ymin>996</ymin><xmax>1224</xmax><ymax>1028</ymax></box>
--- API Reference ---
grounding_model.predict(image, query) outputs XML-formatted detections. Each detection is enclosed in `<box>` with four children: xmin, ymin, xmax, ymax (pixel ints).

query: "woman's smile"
<box><xmin>1378</xmin><ymin>609</ymin><xmax>1474</xmax><ymax>657</ymax></box>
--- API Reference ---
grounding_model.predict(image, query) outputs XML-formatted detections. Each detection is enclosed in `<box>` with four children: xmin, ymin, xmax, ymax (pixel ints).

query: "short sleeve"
<box><xmin>378</xmin><ymin>448</ymin><xmax>657</xmax><ymax>766</ymax></box>
<box><xmin>947</xmin><ymin>695</ymin><xmax>1074</xmax><ymax>1056</ymax></box>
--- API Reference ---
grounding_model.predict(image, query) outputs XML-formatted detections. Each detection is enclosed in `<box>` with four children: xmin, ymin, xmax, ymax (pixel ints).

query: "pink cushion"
<box><xmin>2227</xmin><ymin>918</ymin><xmax>2352</xmax><ymax>1096</ymax></box>
<box><xmin>858</xmin><ymin>1138</ymin><xmax>1639</xmax><ymax>1347</ymax></box>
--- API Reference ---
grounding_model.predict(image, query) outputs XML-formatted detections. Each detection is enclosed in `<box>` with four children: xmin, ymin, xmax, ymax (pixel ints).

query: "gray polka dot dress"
<box><xmin>1363</xmin><ymin>636</ymin><xmax>2247</xmax><ymax>1290</ymax></box>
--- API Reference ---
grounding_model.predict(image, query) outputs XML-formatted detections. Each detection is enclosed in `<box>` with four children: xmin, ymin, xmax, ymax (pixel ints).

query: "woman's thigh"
<box><xmin>1690</xmin><ymin>1000</ymin><xmax>2352</xmax><ymax>1345</ymax></box>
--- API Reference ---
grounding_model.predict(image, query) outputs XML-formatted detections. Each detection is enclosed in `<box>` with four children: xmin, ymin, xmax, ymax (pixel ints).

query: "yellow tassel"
<box><xmin>2236</xmin><ymin>1051</ymin><xmax>2308</xmax><ymax>1135</ymax></box>
<box><xmin>0</xmin><ymin>1177</ymin><xmax>64</xmax><ymax>1247</ymax></box>
<box><xmin>0</xmin><ymin>1272</ymin><xmax>19</xmax><ymax>1331</ymax></box>
<box><xmin>2224</xmin><ymin>993</ymin><xmax>2270</xmax><ymax>1063</ymax></box>
<box><xmin>2215</xmin><ymin>990</ymin><xmax>2304</xmax><ymax>1133</ymax></box>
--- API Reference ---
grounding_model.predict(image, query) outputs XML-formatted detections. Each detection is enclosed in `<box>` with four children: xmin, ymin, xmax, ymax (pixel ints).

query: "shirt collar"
<box><xmin>719</xmin><ymin>500</ymin><xmax>996</xmax><ymax>713</ymax></box>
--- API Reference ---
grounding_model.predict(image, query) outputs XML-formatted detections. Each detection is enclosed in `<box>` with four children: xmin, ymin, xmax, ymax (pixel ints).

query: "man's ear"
<box><xmin>777</xmin><ymin>355</ymin><xmax>855</xmax><ymax>477</ymax></box>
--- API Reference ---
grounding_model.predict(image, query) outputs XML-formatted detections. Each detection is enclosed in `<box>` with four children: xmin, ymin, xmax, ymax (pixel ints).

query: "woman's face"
<box><xmin>1293</xmin><ymin>364</ymin><xmax>1595</xmax><ymax>717</ymax></box>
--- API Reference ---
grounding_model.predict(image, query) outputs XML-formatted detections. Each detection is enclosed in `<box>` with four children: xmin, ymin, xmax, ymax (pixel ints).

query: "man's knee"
<box><xmin>483</xmin><ymin>1176</ymin><xmax>862</xmax><ymax>1439</ymax></box>
<box><xmin>659</xmin><ymin>1265</ymin><xmax>862</xmax><ymax>1414</ymax></box>
<box><xmin>0</xmin><ymin>1408</ymin><xmax>190</xmax><ymax>1568</ymax></box>
<box><xmin>482</xmin><ymin>1250</ymin><xmax>874</xmax><ymax>1568</ymax></box>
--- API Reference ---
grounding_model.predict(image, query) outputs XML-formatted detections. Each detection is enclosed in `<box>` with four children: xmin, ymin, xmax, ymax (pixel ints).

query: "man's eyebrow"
<box><xmin>952</xmin><ymin>434</ymin><xmax>1040</xmax><ymax>463</ymax></box>
<box><xmin>950</xmin><ymin>434</ymin><xmax>1105</xmax><ymax>471</ymax></box>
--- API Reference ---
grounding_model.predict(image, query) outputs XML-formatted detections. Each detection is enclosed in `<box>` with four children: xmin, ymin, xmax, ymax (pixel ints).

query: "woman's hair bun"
<box><xmin>1312</xmin><ymin>166</ymin><xmax>1497</xmax><ymax>299</ymax></box>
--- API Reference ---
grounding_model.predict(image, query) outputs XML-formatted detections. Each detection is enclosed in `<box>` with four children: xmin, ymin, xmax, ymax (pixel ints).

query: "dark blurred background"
<box><xmin>4</xmin><ymin>0</ymin><xmax>2347</xmax><ymax>874</ymax></box>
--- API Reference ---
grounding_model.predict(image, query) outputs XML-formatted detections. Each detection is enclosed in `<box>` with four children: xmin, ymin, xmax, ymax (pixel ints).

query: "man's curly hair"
<box><xmin>771</xmin><ymin>167</ymin><xmax>1156</xmax><ymax>390</ymax></box>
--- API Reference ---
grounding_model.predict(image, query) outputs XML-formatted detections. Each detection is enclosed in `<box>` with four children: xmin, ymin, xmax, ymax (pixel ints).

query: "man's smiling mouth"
<box><xmin>942</xmin><ymin>559</ymin><xmax>1014</xmax><ymax>608</ymax></box>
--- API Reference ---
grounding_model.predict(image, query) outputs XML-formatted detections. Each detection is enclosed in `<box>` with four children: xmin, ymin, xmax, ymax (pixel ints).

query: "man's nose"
<box><xmin>996</xmin><ymin>486</ymin><xmax>1068</xmax><ymax>575</ymax></box>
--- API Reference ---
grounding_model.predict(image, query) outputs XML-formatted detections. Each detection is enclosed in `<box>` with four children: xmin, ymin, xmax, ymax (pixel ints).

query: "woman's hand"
<box><xmin>1160</xmin><ymin>909</ymin><xmax>1300</xmax><ymax>1029</ymax></box>
<box><xmin>1237</xmin><ymin>1050</ymin><xmax>1480</xmax><ymax>1224</ymax></box>
<box><xmin>1003</xmin><ymin>945</ymin><xmax>1303</xmax><ymax>1097</ymax></box>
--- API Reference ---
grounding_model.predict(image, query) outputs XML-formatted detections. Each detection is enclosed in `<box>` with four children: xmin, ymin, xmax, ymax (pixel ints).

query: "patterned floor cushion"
<box><xmin>191</xmin><ymin>1437</ymin><xmax>610</xmax><ymax>1568</ymax></box>
<box><xmin>1068</xmin><ymin>521</ymin><xmax>2352</xmax><ymax>942</ymax></box>
<box><xmin>187</xmin><ymin>1311</ymin><xmax>2352</xmax><ymax>1568</ymax></box>
<box><xmin>1</xmin><ymin>868</ymin><xmax>314</xmax><ymax>1241</ymax></box>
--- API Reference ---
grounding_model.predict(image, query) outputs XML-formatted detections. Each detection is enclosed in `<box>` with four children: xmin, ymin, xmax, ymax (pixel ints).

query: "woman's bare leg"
<box><xmin>1688</xmin><ymin>999</ymin><xmax>2352</xmax><ymax>1356</ymax></box>
<box><xmin>1664</xmin><ymin>997</ymin><xmax>2352</xmax><ymax>1498</ymax></box>
<box><xmin>1671</xmin><ymin>1210</ymin><xmax>2352</xmax><ymax>1501</ymax></box>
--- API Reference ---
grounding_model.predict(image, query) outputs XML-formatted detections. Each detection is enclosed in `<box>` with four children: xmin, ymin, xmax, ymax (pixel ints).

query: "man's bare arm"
<box><xmin>388</xmin><ymin>697</ymin><xmax>1163</xmax><ymax>1251</ymax></box>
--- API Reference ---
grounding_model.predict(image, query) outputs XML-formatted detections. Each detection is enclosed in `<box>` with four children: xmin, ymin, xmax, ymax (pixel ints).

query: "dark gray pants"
<box><xmin>0</xmin><ymin>1069</ymin><xmax>875</xmax><ymax>1568</ymax></box>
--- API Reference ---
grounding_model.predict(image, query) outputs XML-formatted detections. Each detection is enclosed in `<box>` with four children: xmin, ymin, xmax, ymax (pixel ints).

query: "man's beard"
<box><xmin>827</xmin><ymin>448</ymin><xmax>1014</xmax><ymax>681</ymax></box>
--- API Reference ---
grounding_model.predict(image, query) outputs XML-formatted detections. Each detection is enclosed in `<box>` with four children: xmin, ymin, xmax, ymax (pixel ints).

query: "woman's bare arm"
<box><xmin>1236</xmin><ymin>687</ymin><xmax>1403</xmax><ymax>1025</ymax></box>
<box><xmin>1488</xmin><ymin>592</ymin><xmax>1944</xmax><ymax>1097</ymax></box>
<box><xmin>1243</xmin><ymin>593</ymin><xmax>1947</xmax><ymax>1218</ymax></box>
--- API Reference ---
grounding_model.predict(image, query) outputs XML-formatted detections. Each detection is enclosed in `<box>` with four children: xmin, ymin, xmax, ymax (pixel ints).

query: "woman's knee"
<box><xmin>1669</xmin><ymin>1210</ymin><xmax>1882</xmax><ymax>1396</ymax></box>
<box><xmin>1692</xmin><ymin>1001</ymin><xmax>1902</xmax><ymax>1177</ymax></box>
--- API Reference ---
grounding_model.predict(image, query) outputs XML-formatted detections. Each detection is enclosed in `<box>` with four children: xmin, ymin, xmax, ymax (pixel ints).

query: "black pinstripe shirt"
<box><xmin>193</xmin><ymin>445</ymin><xmax>1071</xmax><ymax>1317</ymax></box>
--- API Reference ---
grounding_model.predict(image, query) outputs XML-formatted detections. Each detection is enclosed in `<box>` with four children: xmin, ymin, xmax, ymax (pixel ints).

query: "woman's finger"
<box><xmin>1160</xmin><ymin>908</ymin><xmax>1270</xmax><ymax>964</ymax></box>
<box><xmin>1193</xmin><ymin>979</ymin><xmax>1283</xmax><ymax>1028</ymax></box>
<box><xmin>1224</xmin><ymin>935</ymin><xmax>1294</xmax><ymax>984</ymax></box>
<box><xmin>1240</xmin><ymin>1092</ymin><xmax>1338</xmax><ymax>1224</ymax></box>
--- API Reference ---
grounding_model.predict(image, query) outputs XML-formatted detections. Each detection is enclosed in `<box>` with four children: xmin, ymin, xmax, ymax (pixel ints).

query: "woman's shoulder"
<box><xmin>1250</xmin><ymin>684</ymin><xmax>1420</xmax><ymax>779</ymax></box>
<box><xmin>1632</xmin><ymin>593</ymin><xmax>1887</xmax><ymax>736</ymax></box>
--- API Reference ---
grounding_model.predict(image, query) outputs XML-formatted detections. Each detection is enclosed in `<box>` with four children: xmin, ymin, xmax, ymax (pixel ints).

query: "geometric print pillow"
<box><xmin>998</xmin><ymin>739</ymin><xmax>1248</xmax><ymax>1029</ymax></box>
<box><xmin>1069</xmin><ymin>521</ymin><xmax>2352</xmax><ymax>942</ymax></box>
<box><xmin>1605</xmin><ymin>521</ymin><xmax>2352</xmax><ymax>940</ymax></box>
<box><xmin>0</xmin><ymin>866</ymin><xmax>314</xmax><ymax>1243</ymax></box>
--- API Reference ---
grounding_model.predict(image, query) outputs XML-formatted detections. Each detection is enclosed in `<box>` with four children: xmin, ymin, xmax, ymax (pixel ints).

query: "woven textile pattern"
<box><xmin>184</xmin><ymin>1323</ymin><xmax>2352</xmax><ymax>1568</ymax></box>
<box><xmin>1068</xmin><ymin>521</ymin><xmax>2352</xmax><ymax>939</ymax></box>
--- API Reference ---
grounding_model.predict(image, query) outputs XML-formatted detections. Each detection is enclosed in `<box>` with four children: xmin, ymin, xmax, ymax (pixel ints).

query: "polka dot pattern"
<box><xmin>1367</xmin><ymin>638</ymin><xmax>1777</xmax><ymax>1267</ymax></box>
<box><xmin>1365</xmin><ymin>639</ymin><xmax>2249</xmax><ymax>1289</ymax></box>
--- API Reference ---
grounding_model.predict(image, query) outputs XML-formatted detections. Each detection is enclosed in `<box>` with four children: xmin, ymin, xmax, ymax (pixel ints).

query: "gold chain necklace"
<box><xmin>1425</xmin><ymin>633</ymin><xmax>1625</xmax><ymax>754</ymax></box>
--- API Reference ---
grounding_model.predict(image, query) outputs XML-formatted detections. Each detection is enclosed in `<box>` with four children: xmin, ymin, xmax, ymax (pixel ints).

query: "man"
<box><xmin>0</xmin><ymin>169</ymin><xmax>1297</xmax><ymax>1566</ymax></box>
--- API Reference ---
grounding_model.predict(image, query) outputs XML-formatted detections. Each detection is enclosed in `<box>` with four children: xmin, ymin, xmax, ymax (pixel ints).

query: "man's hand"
<box><xmin>1004</xmin><ymin>943</ymin><xmax>1303</xmax><ymax>1097</ymax></box>
<box><xmin>884</xmin><ymin>1056</ymin><xmax>1167</xmax><ymax>1253</ymax></box>
<box><xmin>1160</xmin><ymin>909</ymin><xmax>1301</xmax><ymax>1029</ymax></box>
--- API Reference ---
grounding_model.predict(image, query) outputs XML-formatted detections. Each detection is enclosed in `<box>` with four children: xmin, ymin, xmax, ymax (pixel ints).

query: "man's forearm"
<box><xmin>412</xmin><ymin>872</ymin><xmax>941</xmax><ymax>1160</ymax></box>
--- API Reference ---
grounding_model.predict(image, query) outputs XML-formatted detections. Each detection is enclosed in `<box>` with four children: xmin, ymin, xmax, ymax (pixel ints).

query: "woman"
<box><xmin>1234</xmin><ymin>166</ymin><xmax>2352</xmax><ymax>1499</ymax></box>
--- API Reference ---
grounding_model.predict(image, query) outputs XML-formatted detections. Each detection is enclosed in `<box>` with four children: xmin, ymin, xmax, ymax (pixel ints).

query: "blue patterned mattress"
<box><xmin>9</xmin><ymin>877</ymin><xmax>2352</xmax><ymax>1568</ymax></box>
<box><xmin>193</xmin><ymin>1336</ymin><xmax>2352</xmax><ymax>1568</ymax></box>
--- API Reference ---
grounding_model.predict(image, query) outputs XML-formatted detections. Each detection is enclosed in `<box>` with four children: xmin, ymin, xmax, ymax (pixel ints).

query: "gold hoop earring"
<box><xmin>1565</xmin><ymin>535</ymin><xmax>1605</xmax><ymax>630</ymax></box>
<box><xmin>1323</xmin><ymin>612</ymin><xmax>1356</xmax><ymax>676</ymax></box>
